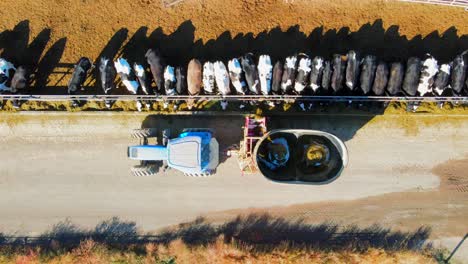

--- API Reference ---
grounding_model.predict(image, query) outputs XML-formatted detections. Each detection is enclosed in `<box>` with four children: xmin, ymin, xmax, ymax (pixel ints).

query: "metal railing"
<box><xmin>399</xmin><ymin>0</ymin><xmax>468</xmax><ymax>9</ymax></box>
<box><xmin>0</xmin><ymin>94</ymin><xmax>467</xmax><ymax>102</ymax></box>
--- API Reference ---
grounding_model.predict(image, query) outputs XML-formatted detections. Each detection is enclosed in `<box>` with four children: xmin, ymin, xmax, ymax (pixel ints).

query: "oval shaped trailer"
<box><xmin>254</xmin><ymin>129</ymin><xmax>348</xmax><ymax>184</ymax></box>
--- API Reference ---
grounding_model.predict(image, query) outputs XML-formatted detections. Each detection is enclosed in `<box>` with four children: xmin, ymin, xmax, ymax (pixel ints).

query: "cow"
<box><xmin>145</xmin><ymin>49</ymin><xmax>165</xmax><ymax>95</ymax></box>
<box><xmin>433</xmin><ymin>64</ymin><xmax>451</xmax><ymax>96</ymax></box>
<box><xmin>402</xmin><ymin>57</ymin><xmax>422</xmax><ymax>96</ymax></box>
<box><xmin>214</xmin><ymin>61</ymin><xmax>230</xmax><ymax>96</ymax></box>
<box><xmin>309</xmin><ymin>56</ymin><xmax>324</xmax><ymax>93</ymax></box>
<box><xmin>387</xmin><ymin>62</ymin><xmax>404</xmax><ymax>95</ymax></box>
<box><xmin>271</xmin><ymin>61</ymin><xmax>283</xmax><ymax>95</ymax></box>
<box><xmin>241</xmin><ymin>53</ymin><xmax>260</xmax><ymax>94</ymax></box>
<box><xmin>68</xmin><ymin>57</ymin><xmax>93</xmax><ymax>95</ymax></box>
<box><xmin>133</xmin><ymin>63</ymin><xmax>151</xmax><ymax>95</ymax></box>
<box><xmin>450</xmin><ymin>53</ymin><xmax>467</xmax><ymax>95</ymax></box>
<box><xmin>372</xmin><ymin>62</ymin><xmax>388</xmax><ymax>96</ymax></box>
<box><xmin>281</xmin><ymin>56</ymin><xmax>297</xmax><ymax>94</ymax></box>
<box><xmin>258</xmin><ymin>55</ymin><xmax>273</xmax><ymax>95</ymax></box>
<box><xmin>0</xmin><ymin>58</ymin><xmax>16</xmax><ymax>92</ymax></box>
<box><xmin>294</xmin><ymin>55</ymin><xmax>311</xmax><ymax>94</ymax></box>
<box><xmin>331</xmin><ymin>54</ymin><xmax>346</xmax><ymax>94</ymax></box>
<box><xmin>345</xmin><ymin>50</ymin><xmax>360</xmax><ymax>91</ymax></box>
<box><xmin>321</xmin><ymin>60</ymin><xmax>332</xmax><ymax>94</ymax></box>
<box><xmin>11</xmin><ymin>66</ymin><xmax>29</xmax><ymax>93</ymax></box>
<box><xmin>187</xmin><ymin>59</ymin><xmax>202</xmax><ymax>110</ymax></box>
<box><xmin>228</xmin><ymin>58</ymin><xmax>247</xmax><ymax>95</ymax></box>
<box><xmin>359</xmin><ymin>55</ymin><xmax>377</xmax><ymax>95</ymax></box>
<box><xmin>202</xmin><ymin>62</ymin><xmax>216</xmax><ymax>95</ymax></box>
<box><xmin>176</xmin><ymin>66</ymin><xmax>187</xmax><ymax>95</ymax></box>
<box><xmin>417</xmin><ymin>54</ymin><xmax>439</xmax><ymax>96</ymax></box>
<box><xmin>164</xmin><ymin>65</ymin><xmax>177</xmax><ymax>96</ymax></box>
<box><xmin>114</xmin><ymin>58</ymin><xmax>139</xmax><ymax>95</ymax></box>
<box><xmin>99</xmin><ymin>58</ymin><xmax>116</xmax><ymax>95</ymax></box>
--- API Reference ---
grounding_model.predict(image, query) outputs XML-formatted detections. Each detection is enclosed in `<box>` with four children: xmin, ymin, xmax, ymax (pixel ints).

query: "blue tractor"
<box><xmin>127</xmin><ymin>128</ymin><xmax>219</xmax><ymax>177</ymax></box>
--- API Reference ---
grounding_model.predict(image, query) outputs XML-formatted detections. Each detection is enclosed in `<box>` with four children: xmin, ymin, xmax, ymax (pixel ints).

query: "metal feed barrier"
<box><xmin>0</xmin><ymin>94</ymin><xmax>467</xmax><ymax>103</ymax></box>
<box><xmin>399</xmin><ymin>0</ymin><xmax>468</xmax><ymax>9</ymax></box>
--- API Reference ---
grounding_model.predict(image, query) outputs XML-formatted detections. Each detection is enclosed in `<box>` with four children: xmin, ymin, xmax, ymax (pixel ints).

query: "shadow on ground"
<box><xmin>1</xmin><ymin>19</ymin><xmax>467</xmax><ymax>94</ymax></box>
<box><xmin>0</xmin><ymin>214</ymin><xmax>431</xmax><ymax>253</ymax></box>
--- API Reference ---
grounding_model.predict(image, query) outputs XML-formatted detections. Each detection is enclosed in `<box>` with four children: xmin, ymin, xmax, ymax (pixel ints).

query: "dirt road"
<box><xmin>0</xmin><ymin>112</ymin><xmax>466</xmax><ymax>237</ymax></box>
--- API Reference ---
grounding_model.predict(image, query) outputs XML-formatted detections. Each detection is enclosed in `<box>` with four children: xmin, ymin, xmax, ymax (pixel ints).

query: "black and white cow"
<box><xmin>387</xmin><ymin>62</ymin><xmax>404</xmax><ymax>96</ymax></box>
<box><xmin>164</xmin><ymin>65</ymin><xmax>177</xmax><ymax>96</ymax></box>
<box><xmin>68</xmin><ymin>57</ymin><xmax>93</xmax><ymax>95</ymax></box>
<box><xmin>0</xmin><ymin>58</ymin><xmax>16</xmax><ymax>92</ymax></box>
<box><xmin>271</xmin><ymin>61</ymin><xmax>283</xmax><ymax>95</ymax></box>
<box><xmin>228</xmin><ymin>58</ymin><xmax>247</xmax><ymax>95</ymax></box>
<box><xmin>133</xmin><ymin>63</ymin><xmax>151</xmax><ymax>95</ymax></box>
<box><xmin>99</xmin><ymin>57</ymin><xmax>116</xmax><ymax>95</ymax></box>
<box><xmin>359</xmin><ymin>55</ymin><xmax>377</xmax><ymax>95</ymax></box>
<box><xmin>294</xmin><ymin>54</ymin><xmax>311</xmax><ymax>94</ymax></box>
<box><xmin>345</xmin><ymin>50</ymin><xmax>360</xmax><ymax>91</ymax></box>
<box><xmin>372</xmin><ymin>62</ymin><xmax>388</xmax><ymax>96</ymax></box>
<box><xmin>241</xmin><ymin>53</ymin><xmax>260</xmax><ymax>94</ymax></box>
<box><xmin>309</xmin><ymin>56</ymin><xmax>324</xmax><ymax>94</ymax></box>
<box><xmin>433</xmin><ymin>64</ymin><xmax>451</xmax><ymax>96</ymax></box>
<box><xmin>258</xmin><ymin>55</ymin><xmax>273</xmax><ymax>95</ymax></box>
<box><xmin>331</xmin><ymin>54</ymin><xmax>346</xmax><ymax>94</ymax></box>
<box><xmin>321</xmin><ymin>60</ymin><xmax>332</xmax><ymax>94</ymax></box>
<box><xmin>402</xmin><ymin>57</ymin><xmax>422</xmax><ymax>96</ymax></box>
<box><xmin>11</xmin><ymin>66</ymin><xmax>29</xmax><ymax>93</ymax></box>
<box><xmin>114</xmin><ymin>58</ymin><xmax>139</xmax><ymax>95</ymax></box>
<box><xmin>450</xmin><ymin>53</ymin><xmax>467</xmax><ymax>95</ymax></box>
<box><xmin>145</xmin><ymin>49</ymin><xmax>165</xmax><ymax>95</ymax></box>
<box><xmin>417</xmin><ymin>54</ymin><xmax>439</xmax><ymax>96</ymax></box>
<box><xmin>281</xmin><ymin>56</ymin><xmax>297</xmax><ymax>94</ymax></box>
<box><xmin>202</xmin><ymin>62</ymin><xmax>216</xmax><ymax>95</ymax></box>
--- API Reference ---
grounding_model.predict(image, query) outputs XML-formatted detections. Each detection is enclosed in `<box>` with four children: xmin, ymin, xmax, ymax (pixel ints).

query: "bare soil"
<box><xmin>0</xmin><ymin>0</ymin><xmax>467</xmax><ymax>93</ymax></box>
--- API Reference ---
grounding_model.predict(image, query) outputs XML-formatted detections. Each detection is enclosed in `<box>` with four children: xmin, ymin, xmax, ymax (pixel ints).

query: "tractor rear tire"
<box><xmin>131</xmin><ymin>128</ymin><xmax>158</xmax><ymax>139</ymax></box>
<box><xmin>131</xmin><ymin>165</ymin><xmax>158</xmax><ymax>176</ymax></box>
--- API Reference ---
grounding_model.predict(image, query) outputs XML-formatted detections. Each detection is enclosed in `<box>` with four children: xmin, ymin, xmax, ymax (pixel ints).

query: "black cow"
<box><xmin>11</xmin><ymin>66</ymin><xmax>29</xmax><ymax>93</ymax></box>
<box><xmin>433</xmin><ymin>64</ymin><xmax>451</xmax><ymax>96</ymax></box>
<box><xmin>99</xmin><ymin>58</ymin><xmax>116</xmax><ymax>95</ymax></box>
<box><xmin>68</xmin><ymin>57</ymin><xmax>93</xmax><ymax>95</ymax></box>
<box><xmin>331</xmin><ymin>54</ymin><xmax>345</xmax><ymax>93</ymax></box>
<box><xmin>294</xmin><ymin>54</ymin><xmax>311</xmax><ymax>94</ymax></box>
<box><xmin>145</xmin><ymin>49</ymin><xmax>165</xmax><ymax>95</ymax></box>
<box><xmin>402</xmin><ymin>57</ymin><xmax>422</xmax><ymax>96</ymax></box>
<box><xmin>450</xmin><ymin>53</ymin><xmax>467</xmax><ymax>95</ymax></box>
<box><xmin>271</xmin><ymin>61</ymin><xmax>283</xmax><ymax>95</ymax></box>
<box><xmin>345</xmin><ymin>50</ymin><xmax>360</xmax><ymax>91</ymax></box>
<box><xmin>359</xmin><ymin>55</ymin><xmax>377</xmax><ymax>95</ymax></box>
<box><xmin>164</xmin><ymin>65</ymin><xmax>177</xmax><ymax>96</ymax></box>
<box><xmin>133</xmin><ymin>63</ymin><xmax>151</xmax><ymax>95</ymax></box>
<box><xmin>281</xmin><ymin>56</ymin><xmax>297</xmax><ymax>94</ymax></box>
<box><xmin>176</xmin><ymin>66</ymin><xmax>187</xmax><ymax>95</ymax></box>
<box><xmin>309</xmin><ymin>56</ymin><xmax>324</xmax><ymax>93</ymax></box>
<box><xmin>387</xmin><ymin>62</ymin><xmax>404</xmax><ymax>96</ymax></box>
<box><xmin>372</xmin><ymin>62</ymin><xmax>388</xmax><ymax>96</ymax></box>
<box><xmin>321</xmin><ymin>60</ymin><xmax>332</xmax><ymax>94</ymax></box>
<box><xmin>241</xmin><ymin>53</ymin><xmax>260</xmax><ymax>94</ymax></box>
<box><xmin>228</xmin><ymin>58</ymin><xmax>248</xmax><ymax>95</ymax></box>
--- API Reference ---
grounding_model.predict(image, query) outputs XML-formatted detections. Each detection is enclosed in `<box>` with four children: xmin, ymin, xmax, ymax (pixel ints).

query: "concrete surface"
<box><xmin>0</xmin><ymin>112</ymin><xmax>466</xmax><ymax>237</ymax></box>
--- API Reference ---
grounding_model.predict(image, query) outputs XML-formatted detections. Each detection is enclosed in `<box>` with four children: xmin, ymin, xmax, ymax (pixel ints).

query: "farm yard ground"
<box><xmin>0</xmin><ymin>112</ymin><xmax>467</xmax><ymax>261</ymax></box>
<box><xmin>0</xmin><ymin>0</ymin><xmax>467</xmax><ymax>94</ymax></box>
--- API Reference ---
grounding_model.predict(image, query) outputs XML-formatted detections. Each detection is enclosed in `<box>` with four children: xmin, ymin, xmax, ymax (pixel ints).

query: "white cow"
<box><xmin>203</xmin><ymin>62</ymin><xmax>216</xmax><ymax>94</ymax></box>
<box><xmin>257</xmin><ymin>55</ymin><xmax>273</xmax><ymax>95</ymax></box>
<box><xmin>228</xmin><ymin>58</ymin><xmax>246</xmax><ymax>95</ymax></box>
